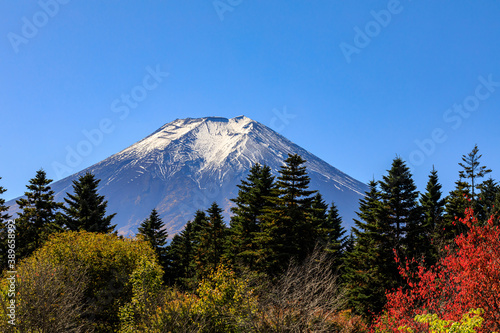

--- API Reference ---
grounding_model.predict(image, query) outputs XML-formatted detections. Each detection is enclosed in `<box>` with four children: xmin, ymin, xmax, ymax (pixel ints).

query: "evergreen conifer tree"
<box><xmin>322</xmin><ymin>200</ymin><xmax>348</xmax><ymax>276</ymax></box>
<box><xmin>228</xmin><ymin>163</ymin><xmax>276</xmax><ymax>271</ymax></box>
<box><xmin>343</xmin><ymin>232</ymin><xmax>355</xmax><ymax>258</ymax></box>
<box><xmin>166</xmin><ymin>222</ymin><xmax>193</xmax><ymax>287</ymax></box>
<box><xmin>458</xmin><ymin>144</ymin><xmax>491</xmax><ymax>201</ymax></box>
<box><xmin>419</xmin><ymin>167</ymin><xmax>445</xmax><ymax>265</ymax></box>
<box><xmin>443</xmin><ymin>179</ymin><xmax>472</xmax><ymax>245</ymax></box>
<box><xmin>310</xmin><ymin>193</ymin><xmax>329</xmax><ymax>243</ymax></box>
<box><xmin>138</xmin><ymin>209</ymin><xmax>168</xmax><ymax>265</ymax></box>
<box><xmin>312</xmin><ymin>195</ymin><xmax>347</xmax><ymax>266</ymax></box>
<box><xmin>194</xmin><ymin>202</ymin><xmax>227</xmax><ymax>276</ymax></box>
<box><xmin>62</xmin><ymin>172</ymin><xmax>116</xmax><ymax>233</ymax></box>
<box><xmin>190</xmin><ymin>210</ymin><xmax>209</xmax><ymax>238</ymax></box>
<box><xmin>379</xmin><ymin>157</ymin><xmax>422</xmax><ymax>261</ymax></box>
<box><xmin>165</xmin><ymin>233</ymin><xmax>184</xmax><ymax>285</ymax></box>
<box><xmin>345</xmin><ymin>159</ymin><xmax>420</xmax><ymax>318</ymax></box>
<box><xmin>309</xmin><ymin>194</ymin><xmax>347</xmax><ymax>270</ymax></box>
<box><xmin>166</xmin><ymin>210</ymin><xmax>208</xmax><ymax>288</ymax></box>
<box><xmin>476</xmin><ymin>178</ymin><xmax>499</xmax><ymax>222</ymax></box>
<box><xmin>325</xmin><ymin>201</ymin><xmax>347</xmax><ymax>256</ymax></box>
<box><xmin>344</xmin><ymin>180</ymin><xmax>389</xmax><ymax>317</ymax></box>
<box><xmin>16</xmin><ymin>169</ymin><xmax>63</xmax><ymax>259</ymax></box>
<box><xmin>259</xmin><ymin>154</ymin><xmax>317</xmax><ymax>275</ymax></box>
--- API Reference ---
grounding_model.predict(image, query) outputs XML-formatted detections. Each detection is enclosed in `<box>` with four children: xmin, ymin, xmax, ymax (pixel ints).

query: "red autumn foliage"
<box><xmin>372</xmin><ymin>208</ymin><xmax>500</xmax><ymax>332</ymax></box>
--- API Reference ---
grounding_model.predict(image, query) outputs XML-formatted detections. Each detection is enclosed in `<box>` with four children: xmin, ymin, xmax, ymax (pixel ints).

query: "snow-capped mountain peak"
<box><xmin>7</xmin><ymin>116</ymin><xmax>367</xmax><ymax>236</ymax></box>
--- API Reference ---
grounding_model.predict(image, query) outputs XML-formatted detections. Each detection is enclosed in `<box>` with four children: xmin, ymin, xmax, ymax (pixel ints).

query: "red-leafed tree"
<box><xmin>372</xmin><ymin>207</ymin><xmax>500</xmax><ymax>332</ymax></box>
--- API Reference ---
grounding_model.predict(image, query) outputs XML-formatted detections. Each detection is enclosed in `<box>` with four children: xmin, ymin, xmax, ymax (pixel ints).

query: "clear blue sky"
<box><xmin>1</xmin><ymin>1</ymin><xmax>500</xmax><ymax>201</ymax></box>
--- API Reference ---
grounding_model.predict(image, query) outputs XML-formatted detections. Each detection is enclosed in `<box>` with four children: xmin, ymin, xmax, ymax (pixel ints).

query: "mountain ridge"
<box><xmin>7</xmin><ymin>116</ymin><xmax>367</xmax><ymax>236</ymax></box>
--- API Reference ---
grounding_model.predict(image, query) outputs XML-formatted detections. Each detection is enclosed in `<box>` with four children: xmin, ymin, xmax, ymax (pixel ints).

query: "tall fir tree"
<box><xmin>259</xmin><ymin>154</ymin><xmax>317</xmax><ymax>275</ymax></box>
<box><xmin>166</xmin><ymin>233</ymin><xmax>184</xmax><ymax>285</ymax></box>
<box><xmin>16</xmin><ymin>169</ymin><xmax>63</xmax><ymax>259</ymax></box>
<box><xmin>166</xmin><ymin>210</ymin><xmax>208</xmax><ymax>288</ymax></box>
<box><xmin>166</xmin><ymin>222</ymin><xmax>193</xmax><ymax>287</ymax></box>
<box><xmin>476</xmin><ymin>178</ymin><xmax>499</xmax><ymax>223</ymax></box>
<box><xmin>419</xmin><ymin>167</ymin><xmax>445</xmax><ymax>265</ymax></box>
<box><xmin>322</xmin><ymin>200</ymin><xmax>348</xmax><ymax>277</ymax></box>
<box><xmin>194</xmin><ymin>202</ymin><xmax>227</xmax><ymax>277</ymax></box>
<box><xmin>309</xmin><ymin>194</ymin><xmax>347</xmax><ymax>271</ymax></box>
<box><xmin>0</xmin><ymin>178</ymin><xmax>12</xmax><ymax>272</ymax></box>
<box><xmin>343</xmin><ymin>231</ymin><xmax>355</xmax><ymax>259</ymax></box>
<box><xmin>190</xmin><ymin>209</ymin><xmax>209</xmax><ymax>239</ymax></box>
<box><xmin>228</xmin><ymin>163</ymin><xmax>276</xmax><ymax>271</ymax></box>
<box><xmin>326</xmin><ymin>202</ymin><xmax>346</xmax><ymax>280</ymax></box>
<box><xmin>310</xmin><ymin>193</ymin><xmax>329</xmax><ymax>244</ymax></box>
<box><xmin>325</xmin><ymin>201</ymin><xmax>347</xmax><ymax>256</ymax></box>
<box><xmin>344</xmin><ymin>180</ymin><xmax>390</xmax><ymax>317</ymax></box>
<box><xmin>458</xmin><ymin>144</ymin><xmax>491</xmax><ymax>201</ymax></box>
<box><xmin>379</xmin><ymin>157</ymin><xmax>422</xmax><ymax>261</ymax></box>
<box><xmin>443</xmin><ymin>179</ymin><xmax>471</xmax><ymax>244</ymax></box>
<box><xmin>62</xmin><ymin>172</ymin><xmax>116</xmax><ymax>233</ymax></box>
<box><xmin>311</xmin><ymin>194</ymin><xmax>347</xmax><ymax>264</ymax></box>
<box><xmin>138</xmin><ymin>209</ymin><xmax>168</xmax><ymax>266</ymax></box>
<box><xmin>341</xmin><ymin>232</ymin><xmax>355</xmax><ymax>284</ymax></box>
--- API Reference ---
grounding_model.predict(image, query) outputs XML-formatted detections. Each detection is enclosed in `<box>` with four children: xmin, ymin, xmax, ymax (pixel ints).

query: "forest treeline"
<box><xmin>0</xmin><ymin>145</ymin><xmax>499</xmax><ymax>332</ymax></box>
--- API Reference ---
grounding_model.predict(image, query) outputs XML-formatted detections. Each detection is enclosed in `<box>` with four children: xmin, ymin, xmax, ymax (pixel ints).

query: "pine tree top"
<box><xmin>206</xmin><ymin>202</ymin><xmax>225</xmax><ymax>228</ymax></box>
<box><xmin>138</xmin><ymin>208</ymin><xmax>168</xmax><ymax>252</ymax></box>
<box><xmin>62</xmin><ymin>172</ymin><xmax>116</xmax><ymax>233</ymax></box>
<box><xmin>420</xmin><ymin>167</ymin><xmax>445</xmax><ymax>209</ymax></box>
<box><xmin>458</xmin><ymin>144</ymin><xmax>492</xmax><ymax>199</ymax></box>
<box><xmin>352</xmin><ymin>180</ymin><xmax>382</xmax><ymax>235</ymax></box>
<box><xmin>276</xmin><ymin>154</ymin><xmax>316</xmax><ymax>206</ymax></box>
<box><xmin>379</xmin><ymin>158</ymin><xmax>418</xmax><ymax>198</ymax></box>
<box><xmin>16</xmin><ymin>169</ymin><xmax>61</xmax><ymax>222</ymax></box>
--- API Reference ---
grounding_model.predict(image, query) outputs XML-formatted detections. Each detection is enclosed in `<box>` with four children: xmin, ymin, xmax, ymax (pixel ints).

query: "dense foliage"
<box><xmin>137</xmin><ymin>209</ymin><xmax>168</xmax><ymax>268</ymax></box>
<box><xmin>372</xmin><ymin>208</ymin><xmax>500</xmax><ymax>332</ymax></box>
<box><xmin>15</xmin><ymin>169</ymin><xmax>63</xmax><ymax>260</ymax></box>
<box><xmin>0</xmin><ymin>146</ymin><xmax>498</xmax><ymax>332</ymax></box>
<box><xmin>62</xmin><ymin>172</ymin><xmax>116</xmax><ymax>233</ymax></box>
<box><xmin>0</xmin><ymin>231</ymin><xmax>162</xmax><ymax>333</ymax></box>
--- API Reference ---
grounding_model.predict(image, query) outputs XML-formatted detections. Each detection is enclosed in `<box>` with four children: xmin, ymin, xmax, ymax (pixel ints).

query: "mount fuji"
<box><xmin>8</xmin><ymin>116</ymin><xmax>367</xmax><ymax>236</ymax></box>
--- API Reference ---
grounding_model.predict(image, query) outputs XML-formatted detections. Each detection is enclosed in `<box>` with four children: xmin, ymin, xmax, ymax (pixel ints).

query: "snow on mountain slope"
<box><xmin>7</xmin><ymin>116</ymin><xmax>367</xmax><ymax>236</ymax></box>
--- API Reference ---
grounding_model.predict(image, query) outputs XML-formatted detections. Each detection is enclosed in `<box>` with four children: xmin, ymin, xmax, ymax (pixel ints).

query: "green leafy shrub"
<box><xmin>119</xmin><ymin>264</ymin><xmax>257</xmax><ymax>333</ymax></box>
<box><xmin>0</xmin><ymin>231</ymin><xmax>162</xmax><ymax>333</ymax></box>
<box><xmin>0</xmin><ymin>255</ymin><xmax>89</xmax><ymax>332</ymax></box>
<box><xmin>193</xmin><ymin>264</ymin><xmax>258</xmax><ymax>332</ymax></box>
